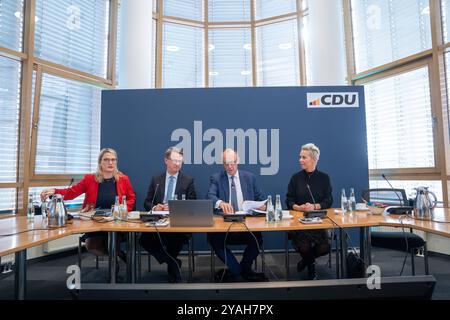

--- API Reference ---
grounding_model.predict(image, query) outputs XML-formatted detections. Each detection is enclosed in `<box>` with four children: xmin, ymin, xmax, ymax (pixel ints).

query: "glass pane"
<box><xmin>208</xmin><ymin>28</ymin><xmax>252</xmax><ymax>87</ymax></box>
<box><xmin>254</xmin><ymin>0</ymin><xmax>297</xmax><ymax>20</ymax></box>
<box><xmin>0</xmin><ymin>188</ymin><xmax>16</xmax><ymax>214</ymax></box>
<box><xmin>208</xmin><ymin>0</ymin><xmax>250</xmax><ymax>22</ymax></box>
<box><xmin>351</xmin><ymin>0</ymin><xmax>431</xmax><ymax>73</ymax></box>
<box><xmin>162</xmin><ymin>23</ymin><xmax>204</xmax><ymax>88</ymax></box>
<box><xmin>164</xmin><ymin>0</ymin><xmax>203</xmax><ymax>21</ymax></box>
<box><xmin>34</xmin><ymin>0</ymin><xmax>110</xmax><ymax>78</ymax></box>
<box><xmin>0</xmin><ymin>0</ymin><xmax>24</xmax><ymax>51</ymax></box>
<box><xmin>0</xmin><ymin>56</ymin><xmax>21</xmax><ymax>183</ymax></box>
<box><xmin>35</xmin><ymin>73</ymin><xmax>101</xmax><ymax>174</ymax></box>
<box><xmin>369</xmin><ymin>180</ymin><xmax>443</xmax><ymax>205</ymax></box>
<box><xmin>256</xmin><ymin>19</ymin><xmax>300</xmax><ymax>86</ymax></box>
<box><xmin>365</xmin><ymin>66</ymin><xmax>434</xmax><ymax>169</ymax></box>
<box><xmin>442</xmin><ymin>0</ymin><xmax>450</xmax><ymax>43</ymax></box>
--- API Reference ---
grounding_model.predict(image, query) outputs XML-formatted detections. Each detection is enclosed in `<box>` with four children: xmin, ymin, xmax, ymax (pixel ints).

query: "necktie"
<box><xmin>230</xmin><ymin>176</ymin><xmax>239</xmax><ymax>212</ymax></box>
<box><xmin>165</xmin><ymin>176</ymin><xmax>175</xmax><ymax>203</ymax></box>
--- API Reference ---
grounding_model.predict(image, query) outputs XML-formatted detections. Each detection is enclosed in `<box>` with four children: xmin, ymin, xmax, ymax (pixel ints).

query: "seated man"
<box><xmin>207</xmin><ymin>148</ymin><xmax>266</xmax><ymax>282</ymax></box>
<box><xmin>139</xmin><ymin>147</ymin><xmax>196</xmax><ymax>283</ymax></box>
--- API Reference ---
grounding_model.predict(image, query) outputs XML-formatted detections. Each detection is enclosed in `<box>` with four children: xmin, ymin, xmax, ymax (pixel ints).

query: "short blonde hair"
<box><xmin>301</xmin><ymin>143</ymin><xmax>320</xmax><ymax>161</ymax></box>
<box><xmin>95</xmin><ymin>148</ymin><xmax>120</xmax><ymax>183</ymax></box>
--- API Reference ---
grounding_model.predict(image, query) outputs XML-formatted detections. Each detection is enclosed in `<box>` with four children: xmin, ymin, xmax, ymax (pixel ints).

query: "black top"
<box><xmin>285</xmin><ymin>169</ymin><xmax>333</xmax><ymax>210</ymax></box>
<box><xmin>96</xmin><ymin>178</ymin><xmax>117</xmax><ymax>209</ymax></box>
<box><xmin>144</xmin><ymin>171</ymin><xmax>197</xmax><ymax>211</ymax></box>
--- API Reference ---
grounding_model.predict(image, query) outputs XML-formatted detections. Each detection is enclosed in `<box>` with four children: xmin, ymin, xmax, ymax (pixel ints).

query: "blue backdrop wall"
<box><xmin>101</xmin><ymin>86</ymin><xmax>368</xmax><ymax>250</ymax></box>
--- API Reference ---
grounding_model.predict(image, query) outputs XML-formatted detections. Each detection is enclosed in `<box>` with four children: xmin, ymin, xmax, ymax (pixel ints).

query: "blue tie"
<box><xmin>230</xmin><ymin>176</ymin><xmax>239</xmax><ymax>212</ymax></box>
<box><xmin>165</xmin><ymin>176</ymin><xmax>175</xmax><ymax>203</ymax></box>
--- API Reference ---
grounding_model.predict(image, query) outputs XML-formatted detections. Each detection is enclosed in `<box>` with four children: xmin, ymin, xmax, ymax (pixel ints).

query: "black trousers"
<box><xmin>139</xmin><ymin>233</ymin><xmax>189</xmax><ymax>264</ymax></box>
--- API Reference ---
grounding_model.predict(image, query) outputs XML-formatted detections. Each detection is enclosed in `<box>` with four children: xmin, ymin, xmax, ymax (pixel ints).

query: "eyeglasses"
<box><xmin>224</xmin><ymin>162</ymin><xmax>237</xmax><ymax>166</ymax></box>
<box><xmin>169</xmin><ymin>158</ymin><xmax>183</xmax><ymax>165</ymax></box>
<box><xmin>102</xmin><ymin>158</ymin><xmax>117</xmax><ymax>163</ymax></box>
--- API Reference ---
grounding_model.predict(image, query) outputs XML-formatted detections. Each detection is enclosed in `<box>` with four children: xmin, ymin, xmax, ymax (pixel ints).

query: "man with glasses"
<box><xmin>207</xmin><ymin>148</ymin><xmax>266</xmax><ymax>282</ymax></box>
<box><xmin>140</xmin><ymin>147</ymin><xmax>196</xmax><ymax>282</ymax></box>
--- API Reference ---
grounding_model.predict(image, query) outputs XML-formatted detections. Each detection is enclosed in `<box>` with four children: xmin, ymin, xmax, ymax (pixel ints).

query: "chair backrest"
<box><xmin>362</xmin><ymin>188</ymin><xmax>408</xmax><ymax>206</ymax></box>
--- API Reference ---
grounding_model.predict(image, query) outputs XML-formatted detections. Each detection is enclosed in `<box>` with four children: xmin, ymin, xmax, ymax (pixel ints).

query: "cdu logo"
<box><xmin>307</xmin><ymin>92</ymin><xmax>359</xmax><ymax>108</ymax></box>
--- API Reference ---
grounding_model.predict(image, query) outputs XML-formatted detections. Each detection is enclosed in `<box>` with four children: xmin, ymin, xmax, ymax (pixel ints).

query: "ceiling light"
<box><xmin>243</xmin><ymin>43</ymin><xmax>252</xmax><ymax>50</ymax></box>
<box><xmin>241</xmin><ymin>70</ymin><xmax>251</xmax><ymax>76</ymax></box>
<box><xmin>208</xmin><ymin>44</ymin><xmax>215</xmax><ymax>51</ymax></box>
<box><xmin>14</xmin><ymin>11</ymin><xmax>21</xmax><ymax>19</ymax></box>
<box><xmin>278</xmin><ymin>43</ymin><xmax>292</xmax><ymax>50</ymax></box>
<box><xmin>421</xmin><ymin>6</ymin><xmax>430</xmax><ymax>15</ymax></box>
<box><xmin>166</xmin><ymin>45</ymin><xmax>180</xmax><ymax>52</ymax></box>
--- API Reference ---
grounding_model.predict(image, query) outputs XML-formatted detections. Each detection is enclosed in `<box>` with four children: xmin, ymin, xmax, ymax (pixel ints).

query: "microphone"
<box><xmin>149</xmin><ymin>183</ymin><xmax>160</xmax><ymax>214</ymax></box>
<box><xmin>141</xmin><ymin>183</ymin><xmax>163</xmax><ymax>222</ymax></box>
<box><xmin>306</xmin><ymin>184</ymin><xmax>317</xmax><ymax>207</ymax></box>
<box><xmin>381</xmin><ymin>174</ymin><xmax>403</xmax><ymax>206</ymax></box>
<box><xmin>381</xmin><ymin>174</ymin><xmax>412</xmax><ymax>215</ymax></box>
<box><xmin>305</xmin><ymin>184</ymin><xmax>327</xmax><ymax>219</ymax></box>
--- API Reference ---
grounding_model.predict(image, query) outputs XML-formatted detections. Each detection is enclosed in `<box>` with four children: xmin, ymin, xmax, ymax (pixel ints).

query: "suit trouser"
<box><xmin>208</xmin><ymin>232</ymin><xmax>263</xmax><ymax>275</ymax></box>
<box><xmin>139</xmin><ymin>233</ymin><xmax>189</xmax><ymax>264</ymax></box>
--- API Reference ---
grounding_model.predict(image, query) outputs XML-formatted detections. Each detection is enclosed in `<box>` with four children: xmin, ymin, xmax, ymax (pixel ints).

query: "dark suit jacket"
<box><xmin>143</xmin><ymin>171</ymin><xmax>197</xmax><ymax>211</ymax></box>
<box><xmin>207</xmin><ymin>170</ymin><xmax>265</xmax><ymax>209</ymax></box>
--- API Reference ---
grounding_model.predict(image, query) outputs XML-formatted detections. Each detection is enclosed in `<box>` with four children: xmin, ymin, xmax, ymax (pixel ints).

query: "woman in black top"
<box><xmin>286</xmin><ymin>143</ymin><xmax>333</xmax><ymax>280</ymax></box>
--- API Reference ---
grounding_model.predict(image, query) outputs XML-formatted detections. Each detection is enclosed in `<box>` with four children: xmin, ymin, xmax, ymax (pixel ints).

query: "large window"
<box><xmin>351</xmin><ymin>0</ymin><xmax>431</xmax><ymax>73</ymax></box>
<box><xmin>256</xmin><ymin>19</ymin><xmax>300</xmax><ymax>86</ymax></box>
<box><xmin>0</xmin><ymin>0</ymin><xmax>114</xmax><ymax>215</ymax></box>
<box><xmin>157</xmin><ymin>0</ymin><xmax>303</xmax><ymax>88</ymax></box>
<box><xmin>209</xmin><ymin>28</ymin><xmax>252</xmax><ymax>87</ymax></box>
<box><xmin>34</xmin><ymin>73</ymin><xmax>101</xmax><ymax>175</ymax></box>
<box><xmin>162</xmin><ymin>23</ymin><xmax>204</xmax><ymax>88</ymax></box>
<box><xmin>34</xmin><ymin>0</ymin><xmax>110</xmax><ymax>78</ymax></box>
<box><xmin>0</xmin><ymin>0</ymin><xmax>24</xmax><ymax>51</ymax></box>
<box><xmin>0</xmin><ymin>56</ymin><xmax>21</xmax><ymax>183</ymax></box>
<box><xmin>364</xmin><ymin>66</ymin><xmax>434</xmax><ymax>170</ymax></box>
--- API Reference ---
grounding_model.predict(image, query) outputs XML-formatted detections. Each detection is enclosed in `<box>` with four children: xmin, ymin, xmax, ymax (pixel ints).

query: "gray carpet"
<box><xmin>0</xmin><ymin>248</ymin><xmax>448</xmax><ymax>300</ymax></box>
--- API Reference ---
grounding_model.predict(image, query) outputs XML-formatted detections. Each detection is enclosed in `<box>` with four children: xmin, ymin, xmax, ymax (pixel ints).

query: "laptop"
<box><xmin>168</xmin><ymin>200</ymin><xmax>214</xmax><ymax>227</ymax></box>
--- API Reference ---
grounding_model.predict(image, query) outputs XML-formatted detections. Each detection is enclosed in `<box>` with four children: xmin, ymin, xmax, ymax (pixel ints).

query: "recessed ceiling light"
<box><xmin>241</xmin><ymin>70</ymin><xmax>251</xmax><ymax>76</ymax></box>
<box><xmin>209</xmin><ymin>71</ymin><xmax>219</xmax><ymax>76</ymax></box>
<box><xmin>243</xmin><ymin>43</ymin><xmax>252</xmax><ymax>50</ymax></box>
<box><xmin>166</xmin><ymin>45</ymin><xmax>180</xmax><ymax>52</ymax></box>
<box><xmin>208</xmin><ymin>44</ymin><xmax>215</xmax><ymax>51</ymax></box>
<box><xmin>278</xmin><ymin>43</ymin><xmax>292</xmax><ymax>50</ymax></box>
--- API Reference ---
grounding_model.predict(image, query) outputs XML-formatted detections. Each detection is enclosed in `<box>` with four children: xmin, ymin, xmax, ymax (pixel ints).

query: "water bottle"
<box><xmin>266</xmin><ymin>195</ymin><xmax>275</xmax><ymax>223</ymax></box>
<box><xmin>349</xmin><ymin>188</ymin><xmax>356</xmax><ymax>213</ymax></box>
<box><xmin>27</xmin><ymin>194</ymin><xmax>35</xmax><ymax>220</ymax></box>
<box><xmin>173</xmin><ymin>194</ymin><xmax>178</xmax><ymax>200</ymax></box>
<box><xmin>275</xmin><ymin>194</ymin><xmax>283</xmax><ymax>222</ymax></box>
<box><xmin>120</xmin><ymin>195</ymin><xmax>128</xmax><ymax>219</ymax></box>
<box><xmin>112</xmin><ymin>196</ymin><xmax>120</xmax><ymax>220</ymax></box>
<box><xmin>340</xmin><ymin>188</ymin><xmax>348</xmax><ymax>214</ymax></box>
<box><xmin>181</xmin><ymin>194</ymin><xmax>186</xmax><ymax>200</ymax></box>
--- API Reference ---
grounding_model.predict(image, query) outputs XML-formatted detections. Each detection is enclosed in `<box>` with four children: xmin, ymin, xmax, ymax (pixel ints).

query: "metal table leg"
<box><xmin>285</xmin><ymin>232</ymin><xmax>289</xmax><ymax>280</ymax></box>
<box><xmin>127</xmin><ymin>232</ymin><xmax>136</xmax><ymax>283</ymax></box>
<box><xmin>109</xmin><ymin>232</ymin><xmax>117</xmax><ymax>283</ymax></box>
<box><xmin>14</xmin><ymin>250</ymin><xmax>26</xmax><ymax>300</ymax></box>
<box><xmin>339</xmin><ymin>229</ymin><xmax>348</xmax><ymax>278</ymax></box>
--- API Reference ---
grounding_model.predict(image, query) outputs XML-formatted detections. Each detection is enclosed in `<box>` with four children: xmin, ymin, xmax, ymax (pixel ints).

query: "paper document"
<box><xmin>242</xmin><ymin>200</ymin><xmax>267</xmax><ymax>213</ymax></box>
<box><xmin>150</xmin><ymin>210</ymin><xmax>170</xmax><ymax>215</ymax></box>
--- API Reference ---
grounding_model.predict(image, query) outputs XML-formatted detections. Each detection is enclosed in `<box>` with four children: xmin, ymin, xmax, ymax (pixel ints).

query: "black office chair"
<box><xmin>362</xmin><ymin>188</ymin><xmax>429</xmax><ymax>275</ymax></box>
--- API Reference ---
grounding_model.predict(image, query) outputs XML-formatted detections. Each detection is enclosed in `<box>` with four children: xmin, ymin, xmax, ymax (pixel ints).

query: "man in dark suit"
<box><xmin>140</xmin><ymin>147</ymin><xmax>196</xmax><ymax>283</ymax></box>
<box><xmin>207</xmin><ymin>148</ymin><xmax>266</xmax><ymax>282</ymax></box>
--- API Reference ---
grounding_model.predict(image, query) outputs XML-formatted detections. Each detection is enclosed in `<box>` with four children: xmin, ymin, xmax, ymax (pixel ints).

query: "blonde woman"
<box><xmin>286</xmin><ymin>143</ymin><xmax>333</xmax><ymax>280</ymax></box>
<box><xmin>41</xmin><ymin>148</ymin><xmax>135</xmax><ymax>256</ymax></box>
